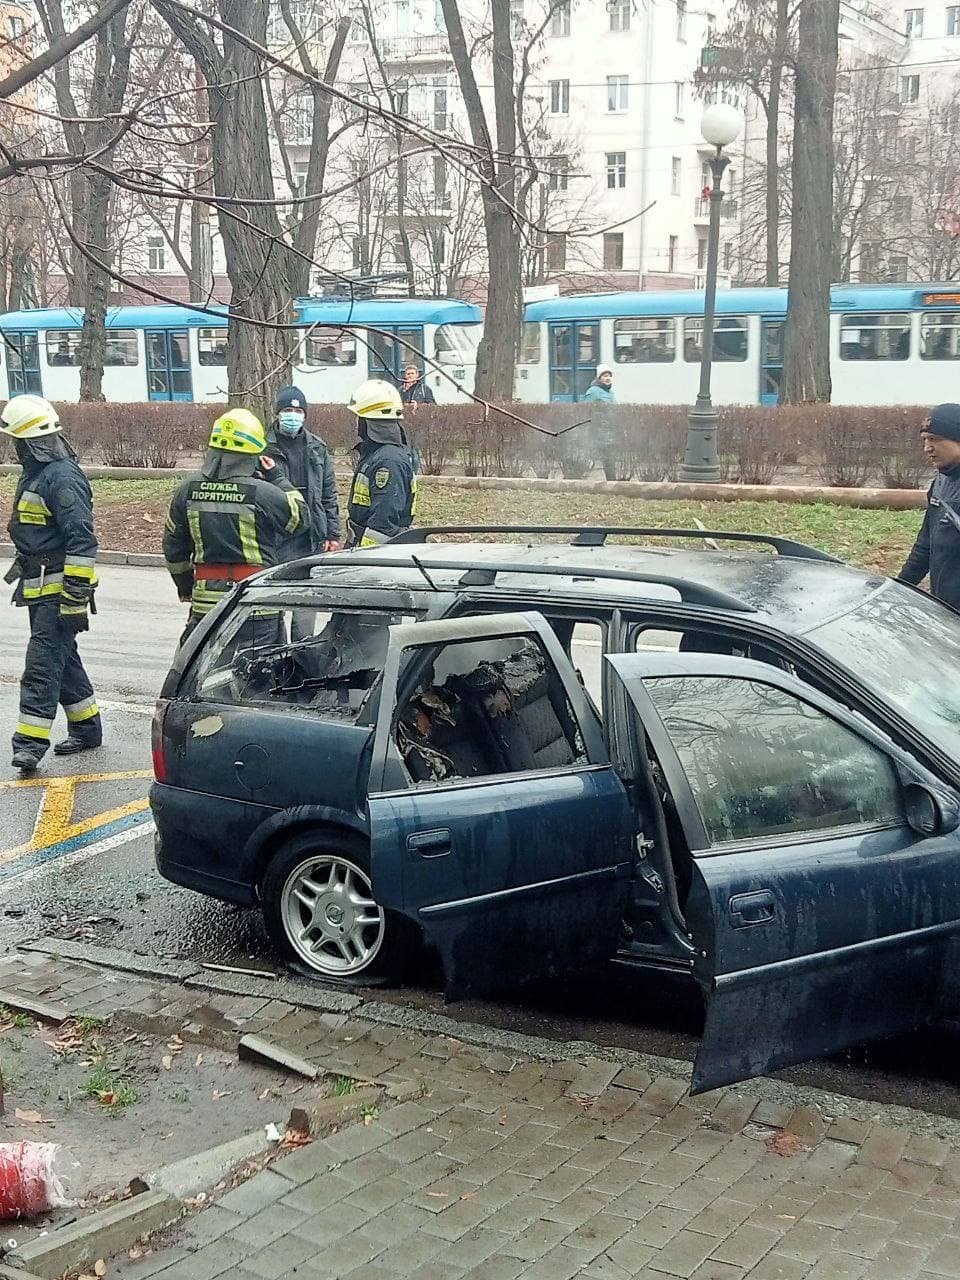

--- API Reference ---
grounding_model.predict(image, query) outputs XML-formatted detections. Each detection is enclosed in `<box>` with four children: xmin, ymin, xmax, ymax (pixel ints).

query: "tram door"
<box><xmin>146</xmin><ymin>329</ymin><xmax>193</xmax><ymax>401</ymax></box>
<box><xmin>759</xmin><ymin>318</ymin><xmax>783</xmax><ymax>406</ymax></box>
<box><xmin>548</xmin><ymin>321</ymin><xmax>600</xmax><ymax>401</ymax></box>
<box><xmin>367</xmin><ymin>326</ymin><xmax>425</xmax><ymax>382</ymax></box>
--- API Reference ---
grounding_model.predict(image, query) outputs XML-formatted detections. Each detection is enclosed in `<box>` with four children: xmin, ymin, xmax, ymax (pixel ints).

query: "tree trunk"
<box><xmin>764</xmin><ymin>0</ymin><xmax>790</xmax><ymax>287</ymax></box>
<box><xmin>781</xmin><ymin>0</ymin><xmax>839</xmax><ymax>404</ymax></box>
<box><xmin>77</xmin><ymin>171</ymin><xmax>113</xmax><ymax>400</ymax></box>
<box><xmin>153</xmin><ymin>0</ymin><xmax>296</xmax><ymax>419</ymax></box>
<box><xmin>440</xmin><ymin>0</ymin><xmax>520</xmax><ymax>401</ymax></box>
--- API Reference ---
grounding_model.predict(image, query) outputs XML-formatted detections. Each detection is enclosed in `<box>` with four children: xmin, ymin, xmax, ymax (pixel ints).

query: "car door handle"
<box><xmin>729</xmin><ymin>889</ymin><xmax>776</xmax><ymax>928</ymax></box>
<box><xmin>407</xmin><ymin>829</ymin><xmax>452</xmax><ymax>858</ymax></box>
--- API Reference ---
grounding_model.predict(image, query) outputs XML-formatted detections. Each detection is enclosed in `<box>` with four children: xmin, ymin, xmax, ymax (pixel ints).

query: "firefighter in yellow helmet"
<box><xmin>163</xmin><ymin>408</ymin><xmax>309</xmax><ymax>641</ymax></box>
<box><xmin>346</xmin><ymin>379</ymin><xmax>417</xmax><ymax>547</ymax></box>
<box><xmin>2</xmin><ymin>395</ymin><xmax>101</xmax><ymax>771</ymax></box>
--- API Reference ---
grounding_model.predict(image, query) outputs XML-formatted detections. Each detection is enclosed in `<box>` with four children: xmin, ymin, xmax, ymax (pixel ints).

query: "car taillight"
<box><xmin>152</xmin><ymin>699</ymin><xmax>170</xmax><ymax>783</ymax></box>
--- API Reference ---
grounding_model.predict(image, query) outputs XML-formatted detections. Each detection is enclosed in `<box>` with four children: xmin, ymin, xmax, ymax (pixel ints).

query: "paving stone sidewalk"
<box><xmin>3</xmin><ymin>947</ymin><xmax>960</xmax><ymax>1280</ymax></box>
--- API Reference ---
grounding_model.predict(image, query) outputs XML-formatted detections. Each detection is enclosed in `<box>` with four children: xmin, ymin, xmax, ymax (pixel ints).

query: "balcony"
<box><xmin>379</xmin><ymin>34</ymin><xmax>451</xmax><ymax>62</ymax></box>
<box><xmin>693</xmin><ymin>196</ymin><xmax>739</xmax><ymax>222</ymax></box>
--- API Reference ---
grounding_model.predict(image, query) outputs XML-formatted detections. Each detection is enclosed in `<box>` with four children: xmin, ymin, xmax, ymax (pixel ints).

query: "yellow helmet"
<box><xmin>0</xmin><ymin>394</ymin><xmax>61</xmax><ymax>438</ymax></box>
<box><xmin>348</xmin><ymin>379</ymin><xmax>404</xmax><ymax>420</ymax></box>
<box><xmin>208</xmin><ymin>408</ymin><xmax>266</xmax><ymax>454</ymax></box>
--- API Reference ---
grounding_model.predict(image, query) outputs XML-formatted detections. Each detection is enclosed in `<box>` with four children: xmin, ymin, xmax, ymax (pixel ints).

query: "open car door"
<box><xmin>367</xmin><ymin>611</ymin><xmax>635</xmax><ymax>999</ymax></box>
<box><xmin>608</xmin><ymin>651</ymin><xmax>960</xmax><ymax>1094</ymax></box>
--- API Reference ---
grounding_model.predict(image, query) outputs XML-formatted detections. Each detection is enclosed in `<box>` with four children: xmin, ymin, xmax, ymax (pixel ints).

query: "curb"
<box><xmin>1</xmin><ymin>463</ymin><xmax>929</xmax><ymax>508</ymax></box>
<box><xmin>5</xmin><ymin>1191</ymin><xmax>180</xmax><ymax>1279</ymax></box>
<box><xmin>144</xmin><ymin>1129</ymin><xmax>274</xmax><ymax>1201</ymax></box>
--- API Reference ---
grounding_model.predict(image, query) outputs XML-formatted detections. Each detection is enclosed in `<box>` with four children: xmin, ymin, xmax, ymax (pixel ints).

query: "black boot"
<box><xmin>53</xmin><ymin>736</ymin><xmax>102</xmax><ymax>756</ymax></box>
<box><xmin>11</xmin><ymin>748</ymin><xmax>43</xmax><ymax>771</ymax></box>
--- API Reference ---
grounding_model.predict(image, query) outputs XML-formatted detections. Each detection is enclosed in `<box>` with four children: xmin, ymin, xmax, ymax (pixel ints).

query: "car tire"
<box><xmin>261</xmin><ymin>831</ymin><xmax>410</xmax><ymax>985</ymax></box>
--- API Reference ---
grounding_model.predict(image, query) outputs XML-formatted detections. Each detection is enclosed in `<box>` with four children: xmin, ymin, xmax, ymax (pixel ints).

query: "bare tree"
<box><xmin>781</xmin><ymin>0</ymin><xmax>839</xmax><ymax>403</ymax></box>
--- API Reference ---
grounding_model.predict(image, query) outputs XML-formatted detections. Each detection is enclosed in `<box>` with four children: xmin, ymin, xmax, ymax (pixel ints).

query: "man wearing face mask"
<box><xmin>2</xmin><ymin>395</ymin><xmax>101</xmax><ymax>771</ymax></box>
<box><xmin>263</xmin><ymin>386</ymin><xmax>341</xmax><ymax>561</ymax></box>
<box><xmin>899</xmin><ymin>403</ymin><xmax>960</xmax><ymax>611</ymax></box>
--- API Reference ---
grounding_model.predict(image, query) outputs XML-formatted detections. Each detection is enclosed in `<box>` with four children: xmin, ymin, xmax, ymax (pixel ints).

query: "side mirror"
<box><xmin>904</xmin><ymin>782</ymin><xmax>960</xmax><ymax>838</ymax></box>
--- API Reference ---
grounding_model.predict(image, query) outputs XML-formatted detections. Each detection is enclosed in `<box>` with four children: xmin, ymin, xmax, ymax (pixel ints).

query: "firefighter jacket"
<box><xmin>163</xmin><ymin>473</ymin><xmax>308</xmax><ymax>616</ymax></box>
<box><xmin>347</xmin><ymin>442</ymin><xmax>417</xmax><ymax>546</ymax></box>
<box><xmin>7</xmin><ymin>457</ymin><xmax>98</xmax><ymax>616</ymax></box>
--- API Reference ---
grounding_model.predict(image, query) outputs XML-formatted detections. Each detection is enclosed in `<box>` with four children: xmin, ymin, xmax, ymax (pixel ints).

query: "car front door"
<box><xmin>366</xmin><ymin>611</ymin><xmax>635</xmax><ymax>998</ymax></box>
<box><xmin>608</xmin><ymin>651</ymin><xmax>960</xmax><ymax>1094</ymax></box>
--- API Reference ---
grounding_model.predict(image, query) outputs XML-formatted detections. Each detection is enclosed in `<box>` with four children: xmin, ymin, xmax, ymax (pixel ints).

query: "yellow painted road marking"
<box><xmin>0</xmin><ymin>769</ymin><xmax>153</xmax><ymax>865</ymax></box>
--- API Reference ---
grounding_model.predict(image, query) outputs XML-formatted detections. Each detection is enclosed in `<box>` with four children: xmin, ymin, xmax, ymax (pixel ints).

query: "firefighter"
<box><xmin>2</xmin><ymin>395</ymin><xmax>101</xmax><ymax>771</ymax></box>
<box><xmin>345</xmin><ymin>379</ymin><xmax>417</xmax><ymax>547</ymax></box>
<box><xmin>163</xmin><ymin>408</ymin><xmax>309</xmax><ymax>640</ymax></box>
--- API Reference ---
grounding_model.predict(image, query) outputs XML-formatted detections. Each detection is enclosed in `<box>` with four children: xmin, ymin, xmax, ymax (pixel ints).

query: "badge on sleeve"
<box><xmin>374</xmin><ymin>468</ymin><xmax>390</xmax><ymax>489</ymax></box>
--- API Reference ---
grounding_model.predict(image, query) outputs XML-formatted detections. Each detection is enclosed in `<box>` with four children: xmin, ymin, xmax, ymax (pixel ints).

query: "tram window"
<box><xmin>198</xmin><ymin>328</ymin><xmax>228</xmax><ymax>366</ymax></box>
<box><xmin>304</xmin><ymin>326</ymin><xmax>357</xmax><ymax>366</ymax></box>
<box><xmin>683</xmin><ymin>316</ymin><xmax>748</xmax><ymax>362</ymax></box>
<box><xmin>921</xmin><ymin>313</ymin><xmax>960</xmax><ymax>360</ymax></box>
<box><xmin>614</xmin><ymin>317</ymin><xmax>675</xmax><ymax>363</ymax></box>
<box><xmin>44</xmin><ymin>330</ymin><xmax>80</xmax><ymax>366</ymax></box>
<box><xmin>520</xmin><ymin>322</ymin><xmax>541</xmax><ymax>364</ymax></box>
<box><xmin>104</xmin><ymin>330</ymin><xmax>138</xmax><ymax>367</ymax></box>
<box><xmin>839</xmin><ymin>313</ymin><xmax>910</xmax><ymax>360</ymax></box>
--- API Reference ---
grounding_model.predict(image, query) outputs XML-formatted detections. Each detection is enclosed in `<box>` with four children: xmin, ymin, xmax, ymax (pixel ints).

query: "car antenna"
<box><xmin>410</xmin><ymin>554</ymin><xmax>440</xmax><ymax>591</ymax></box>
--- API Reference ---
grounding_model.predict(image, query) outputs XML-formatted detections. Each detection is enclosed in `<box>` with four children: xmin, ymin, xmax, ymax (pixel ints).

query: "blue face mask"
<box><xmin>278</xmin><ymin>411</ymin><xmax>304</xmax><ymax>435</ymax></box>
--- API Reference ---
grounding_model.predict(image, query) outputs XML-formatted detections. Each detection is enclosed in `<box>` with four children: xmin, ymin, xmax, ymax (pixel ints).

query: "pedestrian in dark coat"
<box><xmin>263</xmin><ymin>386</ymin><xmax>341</xmax><ymax>558</ymax></box>
<box><xmin>899</xmin><ymin>403</ymin><xmax>960</xmax><ymax>610</ymax></box>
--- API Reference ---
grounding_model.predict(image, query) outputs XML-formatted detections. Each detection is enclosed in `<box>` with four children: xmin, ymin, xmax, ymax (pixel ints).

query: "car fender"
<box><xmin>246</xmin><ymin>805</ymin><xmax>370</xmax><ymax>896</ymax></box>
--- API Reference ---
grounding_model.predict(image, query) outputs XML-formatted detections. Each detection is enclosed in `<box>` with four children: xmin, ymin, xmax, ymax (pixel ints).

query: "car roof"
<box><xmin>260</xmin><ymin>539</ymin><xmax>886</xmax><ymax>634</ymax></box>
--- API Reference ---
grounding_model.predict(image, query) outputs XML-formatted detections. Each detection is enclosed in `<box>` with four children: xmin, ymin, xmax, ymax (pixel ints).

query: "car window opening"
<box><xmin>190</xmin><ymin>605</ymin><xmax>422</xmax><ymax>719</ymax></box>
<box><xmin>397</xmin><ymin>635</ymin><xmax>587</xmax><ymax>785</ymax></box>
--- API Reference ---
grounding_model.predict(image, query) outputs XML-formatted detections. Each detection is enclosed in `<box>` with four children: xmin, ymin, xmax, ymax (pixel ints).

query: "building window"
<box><xmin>676</xmin><ymin>0</ymin><xmax>686</xmax><ymax>40</ymax></box>
<box><xmin>726</xmin><ymin>168</ymin><xmax>736</xmax><ymax>198</ymax></box>
<box><xmin>147</xmin><ymin>236</ymin><xmax>165</xmax><ymax>272</ymax></box>
<box><xmin>675</xmin><ymin>80</ymin><xmax>686</xmax><ymax>117</ymax></box>
<box><xmin>433</xmin><ymin>154</ymin><xmax>448</xmax><ymax>195</ymax></box>
<box><xmin>547</xmin><ymin>157</ymin><xmax>569</xmax><ymax>191</ymax></box>
<box><xmin>905</xmin><ymin>7</ymin><xmax>923</xmax><ymax>36</ymax></box>
<box><xmin>609</xmin><ymin>0</ymin><xmax>630</xmax><ymax>32</ymax></box>
<box><xmin>549</xmin><ymin>79</ymin><xmax>570</xmax><ymax>113</ymax></box>
<box><xmin>893</xmin><ymin>193</ymin><xmax>912</xmax><ymax>221</ymax></box>
<box><xmin>613</xmin><ymin>317</ymin><xmax>675</xmax><ymax>363</ymax></box>
<box><xmin>887</xmin><ymin>255</ymin><xmax>908</xmax><ymax>282</ymax></box>
<box><xmin>510</xmin><ymin>0</ymin><xmax>525</xmax><ymax>37</ymax></box>
<box><xmin>393</xmin><ymin>85</ymin><xmax>409</xmax><ymax>115</ymax></box>
<box><xmin>901</xmin><ymin>73</ymin><xmax>920</xmax><ymax>103</ymax></box>
<box><xmin>395</xmin><ymin>0</ymin><xmax>410</xmax><ymax>33</ymax></box>
<box><xmin>352</xmin><ymin>234</ymin><xmax>368</xmax><ymax>269</ymax></box>
<box><xmin>606</xmin><ymin>151</ymin><xmax>626</xmax><ymax>189</ymax></box>
<box><xmin>603</xmin><ymin>232</ymin><xmax>624</xmax><ymax>270</ymax></box>
<box><xmin>550</xmin><ymin>0</ymin><xmax>570</xmax><ymax>37</ymax></box>
<box><xmin>546</xmin><ymin>232</ymin><xmax>566</xmax><ymax>271</ymax></box>
<box><xmin>293</xmin><ymin>162</ymin><xmax>309</xmax><ymax>198</ymax></box>
<box><xmin>667</xmin><ymin>235</ymin><xmax>678</xmax><ymax>272</ymax></box>
<box><xmin>348</xmin><ymin>7</ymin><xmax>367</xmax><ymax>41</ymax></box>
<box><xmin>607</xmin><ymin>74</ymin><xmax>629</xmax><ymax>112</ymax></box>
<box><xmin>433</xmin><ymin>77</ymin><xmax>448</xmax><ymax>130</ymax></box>
<box><xmin>723</xmin><ymin>241</ymin><xmax>733</xmax><ymax>272</ymax></box>
<box><xmin>671</xmin><ymin>156</ymin><xmax>682</xmax><ymax>196</ymax></box>
<box><xmin>697</xmin><ymin>236</ymin><xmax>707</xmax><ymax>270</ymax></box>
<box><xmin>9</xmin><ymin>15</ymin><xmax>24</xmax><ymax>37</ymax></box>
<box><xmin>949</xmin><ymin>4</ymin><xmax>960</xmax><ymax>35</ymax></box>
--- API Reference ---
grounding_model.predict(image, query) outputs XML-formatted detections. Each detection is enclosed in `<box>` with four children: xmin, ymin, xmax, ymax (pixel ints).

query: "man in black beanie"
<box><xmin>899</xmin><ymin>403</ymin><xmax>960</xmax><ymax>610</ymax></box>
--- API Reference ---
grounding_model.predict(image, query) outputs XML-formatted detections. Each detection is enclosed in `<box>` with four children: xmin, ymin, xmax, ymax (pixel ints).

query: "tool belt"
<box><xmin>193</xmin><ymin>563</ymin><xmax>262</xmax><ymax>582</ymax></box>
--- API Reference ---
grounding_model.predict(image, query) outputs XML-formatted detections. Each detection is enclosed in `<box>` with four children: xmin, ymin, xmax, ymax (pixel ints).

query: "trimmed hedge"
<box><xmin>0</xmin><ymin>400</ymin><xmax>930</xmax><ymax>489</ymax></box>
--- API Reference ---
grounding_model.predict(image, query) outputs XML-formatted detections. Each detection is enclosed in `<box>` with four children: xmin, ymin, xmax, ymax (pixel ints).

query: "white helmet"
<box><xmin>348</xmin><ymin>379</ymin><xmax>404</xmax><ymax>420</ymax></box>
<box><xmin>0</xmin><ymin>394</ymin><xmax>61</xmax><ymax>438</ymax></box>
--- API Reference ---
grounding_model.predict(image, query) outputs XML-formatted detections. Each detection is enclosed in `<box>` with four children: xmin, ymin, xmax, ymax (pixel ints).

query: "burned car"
<box><xmin>151</xmin><ymin>526</ymin><xmax>960</xmax><ymax>1093</ymax></box>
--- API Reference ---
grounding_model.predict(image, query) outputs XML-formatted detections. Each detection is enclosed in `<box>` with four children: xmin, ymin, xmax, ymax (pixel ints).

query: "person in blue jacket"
<box><xmin>582</xmin><ymin>364</ymin><xmax>615</xmax><ymax>403</ymax></box>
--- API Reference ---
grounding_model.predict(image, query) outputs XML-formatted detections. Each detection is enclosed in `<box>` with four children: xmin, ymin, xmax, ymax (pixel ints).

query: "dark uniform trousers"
<box><xmin>14</xmin><ymin>599</ymin><xmax>100</xmax><ymax>754</ymax></box>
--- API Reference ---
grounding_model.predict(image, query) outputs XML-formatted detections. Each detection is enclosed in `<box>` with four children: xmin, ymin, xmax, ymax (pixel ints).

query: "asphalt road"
<box><xmin>2</xmin><ymin>564</ymin><xmax>960</xmax><ymax>1119</ymax></box>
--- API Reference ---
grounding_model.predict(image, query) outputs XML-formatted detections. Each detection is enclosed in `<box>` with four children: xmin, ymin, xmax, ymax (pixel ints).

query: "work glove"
<box><xmin>59</xmin><ymin>580</ymin><xmax>92</xmax><ymax>634</ymax></box>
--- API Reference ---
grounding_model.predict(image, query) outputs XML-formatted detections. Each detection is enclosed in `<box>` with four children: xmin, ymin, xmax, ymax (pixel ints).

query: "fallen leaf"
<box><xmin>258</xmin><ymin>1087</ymin><xmax>274</xmax><ymax>1101</ymax></box>
<box><xmin>195</xmin><ymin>1053</ymin><xmax>204</xmax><ymax>1067</ymax></box>
<box><xmin>97</xmin><ymin>1091</ymin><xmax>117</xmax><ymax>1106</ymax></box>
<box><xmin>212</xmin><ymin>1089</ymin><xmax>233</xmax><ymax>1100</ymax></box>
<box><xmin>162</xmin><ymin>1056</ymin><xmax>173</xmax><ymax>1071</ymax></box>
<box><xmin>123</xmin><ymin>1033</ymin><xmax>138</xmax><ymax>1044</ymax></box>
<box><xmin>127</xmin><ymin>1247</ymin><xmax>144</xmax><ymax>1260</ymax></box>
<box><xmin>776</xmin><ymin>1214</ymin><xmax>797</xmax><ymax>1222</ymax></box>
<box><xmin>14</xmin><ymin>1108</ymin><xmax>46</xmax><ymax>1123</ymax></box>
<box><xmin>426</xmin><ymin>1191</ymin><xmax>450</xmax><ymax>1198</ymax></box>
<box><xmin>363</xmin><ymin>1113</ymin><xmax>373</xmax><ymax>1126</ymax></box>
<box><xmin>765</xmin><ymin>1131</ymin><xmax>807</xmax><ymax>1158</ymax></box>
<box><xmin>95</xmin><ymin>1260</ymin><xmax>107</xmax><ymax>1277</ymax></box>
<box><xmin>459</xmin><ymin>1192</ymin><xmax>477</xmax><ymax>1201</ymax></box>
<box><xmin>281</xmin><ymin>1130</ymin><xmax>312</xmax><ymax>1149</ymax></box>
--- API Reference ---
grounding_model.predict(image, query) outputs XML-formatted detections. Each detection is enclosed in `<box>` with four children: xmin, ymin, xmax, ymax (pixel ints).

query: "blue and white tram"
<box><xmin>0</xmin><ymin>296</ymin><xmax>482</xmax><ymax>405</ymax></box>
<box><xmin>518</xmin><ymin>283</ymin><xmax>960</xmax><ymax>406</ymax></box>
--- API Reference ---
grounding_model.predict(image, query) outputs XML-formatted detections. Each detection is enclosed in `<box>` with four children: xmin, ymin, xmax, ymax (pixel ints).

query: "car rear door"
<box><xmin>608</xmin><ymin>651</ymin><xmax>960</xmax><ymax>1094</ymax></box>
<box><xmin>366</xmin><ymin>611</ymin><xmax>635</xmax><ymax>998</ymax></box>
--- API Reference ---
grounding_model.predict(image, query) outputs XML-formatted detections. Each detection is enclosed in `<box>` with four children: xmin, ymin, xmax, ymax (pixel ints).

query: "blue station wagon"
<box><xmin>151</xmin><ymin>527</ymin><xmax>960</xmax><ymax>1093</ymax></box>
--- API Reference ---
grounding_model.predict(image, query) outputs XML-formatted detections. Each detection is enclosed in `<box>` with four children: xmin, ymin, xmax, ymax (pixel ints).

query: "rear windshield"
<box><xmin>187</xmin><ymin>603</ymin><xmax>423</xmax><ymax>721</ymax></box>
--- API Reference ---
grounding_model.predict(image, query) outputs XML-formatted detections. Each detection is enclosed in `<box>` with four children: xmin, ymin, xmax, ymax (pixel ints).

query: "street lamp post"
<box><xmin>679</xmin><ymin>103</ymin><xmax>743</xmax><ymax>484</ymax></box>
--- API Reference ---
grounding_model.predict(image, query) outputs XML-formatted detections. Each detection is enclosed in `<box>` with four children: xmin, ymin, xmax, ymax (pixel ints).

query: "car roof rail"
<box><xmin>390</xmin><ymin>525</ymin><xmax>838</xmax><ymax>562</ymax></box>
<box><xmin>273</xmin><ymin>554</ymin><xmax>755</xmax><ymax>613</ymax></box>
